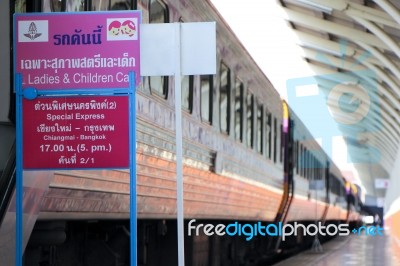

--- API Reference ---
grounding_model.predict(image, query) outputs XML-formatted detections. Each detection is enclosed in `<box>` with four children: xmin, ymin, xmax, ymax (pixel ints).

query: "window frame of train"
<box><xmin>280</xmin><ymin>123</ymin><xmax>284</xmax><ymax>163</ymax></box>
<box><xmin>219</xmin><ymin>62</ymin><xmax>231</xmax><ymax>134</ymax></box>
<box><xmin>309</xmin><ymin>153</ymin><xmax>313</xmax><ymax>180</ymax></box>
<box><xmin>181</xmin><ymin>75</ymin><xmax>194</xmax><ymax>113</ymax></box>
<box><xmin>273</xmin><ymin>117</ymin><xmax>277</xmax><ymax>163</ymax></box>
<box><xmin>234</xmin><ymin>78</ymin><xmax>244</xmax><ymax>142</ymax></box>
<box><xmin>304</xmin><ymin>148</ymin><xmax>310</xmax><ymax>180</ymax></box>
<box><xmin>246</xmin><ymin>92</ymin><xmax>254</xmax><ymax>148</ymax></box>
<box><xmin>40</xmin><ymin>0</ymin><xmax>137</xmax><ymax>12</ymax></box>
<box><xmin>265</xmin><ymin>111</ymin><xmax>272</xmax><ymax>160</ymax></box>
<box><xmin>297</xmin><ymin>143</ymin><xmax>301</xmax><ymax>176</ymax></box>
<box><xmin>294</xmin><ymin>140</ymin><xmax>298</xmax><ymax>174</ymax></box>
<box><xmin>256</xmin><ymin>101</ymin><xmax>263</xmax><ymax>154</ymax></box>
<box><xmin>306</xmin><ymin>149</ymin><xmax>311</xmax><ymax>179</ymax></box>
<box><xmin>299</xmin><ymin>143</ymin><xmax>304</xmax><ymax>177</ymax></box>
<box><xmin>307</xmin><ymin>149</ymin><xmax>310</xmax><ymax>179</ymax></box>
<box><xmin>311</xmin><ymin>153</ymin><xmax>315</xmax><ymax>179</ymax></box>
<box><xmin>299</xmin><ymin>144</ymin><xmax>304</xmax><ymax>177</ymax></box>
<box><xmin>148</xmin><ymin>0</ymin><xmax>169</xmax><ymax>98</ymax></box>
<box><xmin>200</xmin><ymin>75</ymin><xmax>213</xmax><ymax>124</ymax></box>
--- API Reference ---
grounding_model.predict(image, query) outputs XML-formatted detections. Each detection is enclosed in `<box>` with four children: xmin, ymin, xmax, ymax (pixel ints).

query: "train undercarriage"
<box><xmin>25</xmin><ymin>218</ymin><xmax>359</xmax><ymax>266</ymax></box>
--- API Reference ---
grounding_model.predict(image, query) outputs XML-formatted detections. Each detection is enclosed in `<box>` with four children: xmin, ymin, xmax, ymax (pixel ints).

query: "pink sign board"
<box><xmin>15</xmin><ymin>12</ymin><xmax>141</xmax><ymax>89</ymax></box>
<box><xmin>23</xmin><ymin>96</ymin><xmax>129</xmax><ymax>169</ymax></box>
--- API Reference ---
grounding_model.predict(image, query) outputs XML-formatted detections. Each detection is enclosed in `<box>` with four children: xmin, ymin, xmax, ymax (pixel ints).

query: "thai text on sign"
<box><xmin>16</xmin><ymin>12</ymin><xmax>141</xmax><ymax>89</ymax></box>
<box><xmin>23</xmin><ymin>96</ymin><xmax>129</xmax><ymax>169</ymax></box>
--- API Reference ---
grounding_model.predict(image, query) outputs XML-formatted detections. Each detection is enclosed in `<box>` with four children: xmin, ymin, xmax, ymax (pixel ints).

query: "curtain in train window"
<box><xmin>93</xmin><ymin>0</ymin><xmax>131</xmax><ymax>10</ymax></box>
<box><xmin>234</xmin><ymin>79</ymin><xmax>243</xmax><ymax>141</ymax></box>
<box><xmin>219</xmin><ymin>63</ymin><xmax>230</xmax><ymax>134</ymax></box>
<box><xmin>43</xmin><ymin>0</ymin><xmax>85</xmax><ymax>12</ymax></box>
<box><xmin>149</xmin><ymin>0</ymin><xmax>169</xmax><ymax>96</ymax></box>
<box><xmin>200</xmin><ymin>75</ymin><xmax>212</xmax><ymax>123</ymax></box>
<box><xmin>15</xmin><ymin>0</ymin><xmax>26</xmax><ymax>13</ymax></box>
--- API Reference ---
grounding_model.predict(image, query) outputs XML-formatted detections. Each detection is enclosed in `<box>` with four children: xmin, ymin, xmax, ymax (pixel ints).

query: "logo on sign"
<box><xmin>107</xmin><ymin>18</ymin><xmax>138</xmax><ymax>41</ymax></box>
<box><xmin>18</xmin><ymin>20</ymin><xmax>49</xmax><ymax>42</ymax></box>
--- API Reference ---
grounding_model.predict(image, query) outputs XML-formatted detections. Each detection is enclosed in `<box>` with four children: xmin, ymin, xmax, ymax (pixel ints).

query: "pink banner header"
<box><xmin>15</xmin><ymin>11</ymin><xmax>141</xmax><ymax>90</ymax></box>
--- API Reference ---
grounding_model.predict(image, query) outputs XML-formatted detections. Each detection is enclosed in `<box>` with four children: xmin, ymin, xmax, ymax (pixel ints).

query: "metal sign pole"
<box><xmin>129</xmin><ymin>71</ymin><xmax>137</xmax><ymax>266</ymax></box>
<box><xmin>15</xmin><ymin>73</ymin><xmax>23</xmax><ymax>266</ymax></box>
<box><xmin>174</xmin><ymin>23</ymin><xmax>185</xmax><ymax>266</ymax></box>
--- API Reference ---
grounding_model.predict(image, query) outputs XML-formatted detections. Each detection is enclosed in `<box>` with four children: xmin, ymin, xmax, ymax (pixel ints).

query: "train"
<box><xmin>0</xmin><ymin>0</ymin><xmax>362</xmax><ymax>265</ymax></box>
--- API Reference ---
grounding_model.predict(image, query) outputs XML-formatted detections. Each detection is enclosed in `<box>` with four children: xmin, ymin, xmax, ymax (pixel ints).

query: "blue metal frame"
<box><xmin>15</xmin><ymin>72</ymin><xmax>137</xmax><ymax>266</ymax></box>
<box><xmin>15</xmin><ymin>73</ymin><xmax>23</xmax><ymax>266</ymax></box>
<box><xmin>129</xmin><ymin>71</ymin><xmax>137</xmax><ymax>266</ymax></box>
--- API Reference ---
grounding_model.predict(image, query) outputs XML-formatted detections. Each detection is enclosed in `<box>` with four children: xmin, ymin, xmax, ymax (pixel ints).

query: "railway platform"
<box><xmin>275</xmin><ymin>230</ymin><xmax>400</xmax><ymax>266</ymax></box>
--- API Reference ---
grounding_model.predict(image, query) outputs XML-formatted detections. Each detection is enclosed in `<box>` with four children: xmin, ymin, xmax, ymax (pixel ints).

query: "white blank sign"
<box><xmin>140</xmin><ymin>22</ymin><xmax>216</xmax><ymax>76</ymax></box>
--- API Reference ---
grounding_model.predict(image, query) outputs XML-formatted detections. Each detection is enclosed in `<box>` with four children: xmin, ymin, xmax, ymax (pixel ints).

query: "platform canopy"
<box><xmin>279</xmin><ymin>0</ymin><xmax>400</xmax><ymax>203</ymax></box>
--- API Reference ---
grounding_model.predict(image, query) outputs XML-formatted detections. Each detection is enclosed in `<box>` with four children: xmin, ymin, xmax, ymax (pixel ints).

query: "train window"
<box><xmin>280</xmin><ymin>124</ymin><xmax>283</xmax><ymax>163</ymax></box>
<box><xmin>42</xmin><ymin>0</ymin><xmax>62</xmax><ymax>11</ymax></box>
<box><xmin>43</xmin><ymin>0</ymin><xmax>134</xmax><ymax>12</ymax></box>
<box><xmin>265</xmin><ymin>112</ymin><xmax>272</xmax><ymax>159</ymax></box>
<box><xmin>93</xmin><ymin>0</ymin><xmax>131</xmax><ymax>10</ymax></box>
<box><xmin>15</xmin><ymin>0</ymin><xmax>27</xmax><ymax>12</ymax></box>
<box><xmin>246</xmin><ymin>93</ymin><xmax>254</xmax><ymax>148</ymax></box>
<box><xmin>319</xmin><ymin>161</ymin><xmax>322</xmax><ymax>180</ymax></box>
<box><xmin>298</xmin><ymin>143</ymin><xmax>302</xmax><ymax>174</ymax></box>
<box><xmin>312</xmin><ymin>156</ymin><xmax>315</xmax><ymax>179</ymax></box>
<box><xmin>318</xmin><ymin>164</ymin><xmax>321</xmax><ymax>180</ymax></box>
<box><xmin>182</xmin><ymin>75</ymin><xmax>194</xmax><ymax>112</ymax></box>
<box><xmin>312</xmin><ymin>156</ymin><xmax>316</xmax><ymax>180</ymax></box>
<box><xmin>313</xmin><ymin>157</ymin><xmax>316</xmax><ymax>179</ymax></box>
<box><xmin>200</xmin><ymin>75</ymin><xmax>213</xmax><ymax>123</ymax></box>
<box><xmin>234</xmin><ymin>79</ymin><xmax>243</xmax><ymax>141</ymax></box>
<box><xmin>273</xmin><ymin>117</ymin><xmax>277</xmax><ymax>163</ymax></box>
<box><xmin>307</xmin><ymin>151</ymin><xmax>311</xmax><ymax>179</ymax></box>
<box><xmin>256</xmin><ymin>103</ymin><xmax>263</xmax><ymax>154</ymax></box>
<box><xmin>308</xmin><ymin>152</ymin><xmax>312</xmax><ymax>179</ymax></box>
<box><xmin>67</xmin><ymin>0</ymin><xmax>85</xmax><ymax>11</ymax></box>
<box><xmin>294</xmin><ymin>140</ymin><xmax>298</xmax><ymax>174</ymax></box>
<box><xmin>304</xmin><ymin>149</ymin><xmax>307</xmax><ymax>178</ymax></box>
<box><xmin>219</xmin><ymin>63</ymin><xmax>230</xmax><ymax>134</ymax></box>
<box><xmin>149</xmin><ymin>0</ymin><xmax>169</xmax><ymax>97</ymax></box>
<box><xmin>304</xmin><ymin>149</ymin><xmax>310</xmax><ymax>179</ymax></box>
<box><xmin>149</xmin><ymin>0</ymin><xmax>167</xmax><ymax>22</ymax></box>
<box><xmin>42</xmin><ymin>0</ymin><xmax>84</xmax><ymax>12</ymax></box>
<box><xmin>298</xmin><ymin>144</ymin><xmax>302</xmax><ymax>176</ymax></box>
<box><xmin>303</xmin><ymin>147</ymin><xmax>307</xmax><ymax>178</ymax></box>
<box><xmin>330</xmin><ymin>175</ymin><xmax>339</xmax><ymax>195</ymax></box>
<box><xmin>306</xmin><ymin>150</ymin><xmax>310</xmax><ymax>179</ymax></box>
<box><xmin>301</xmin><ymin>146</ymin><xmax>307</xmax><ymax>177</ymax></box>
